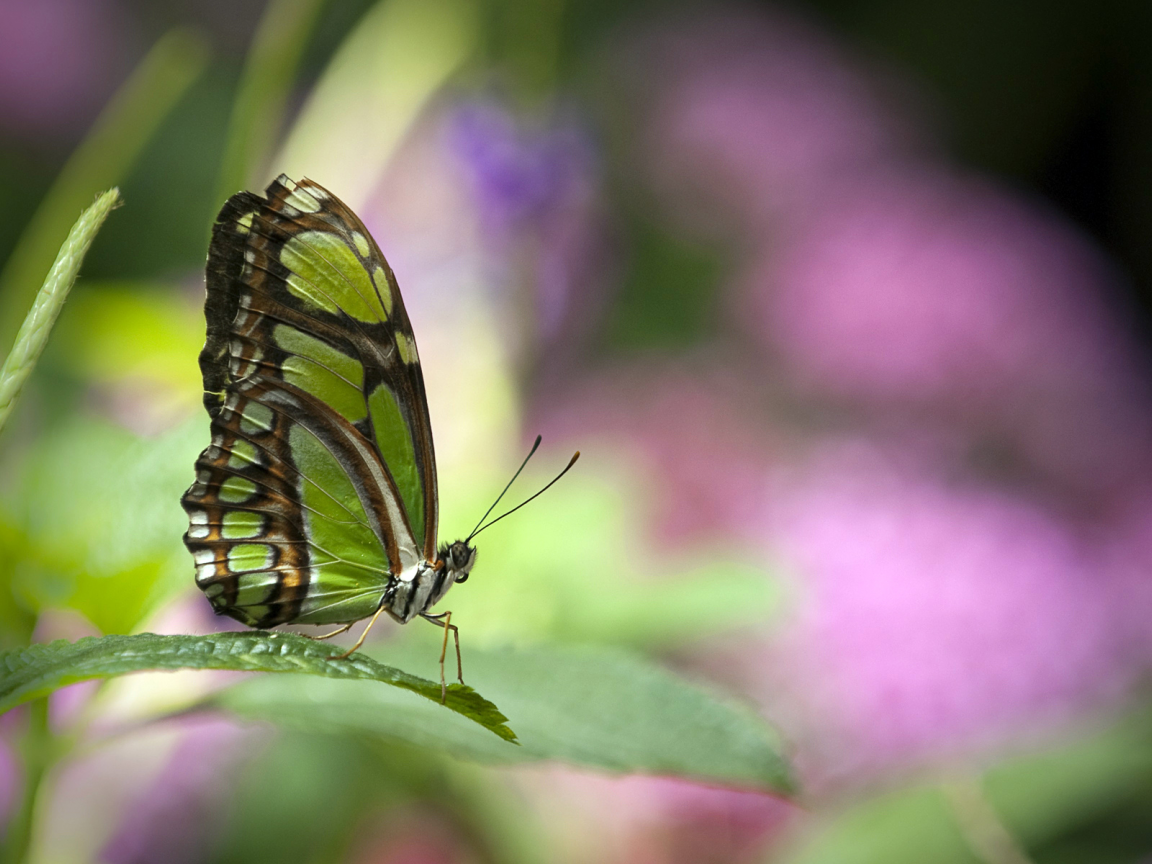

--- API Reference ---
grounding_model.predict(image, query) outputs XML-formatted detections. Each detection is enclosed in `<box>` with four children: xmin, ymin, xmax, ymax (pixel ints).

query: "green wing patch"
<box><xmin>368</xmin><ymin>384</ymin><xmax>424</xmax><ymax>543</ymax></box>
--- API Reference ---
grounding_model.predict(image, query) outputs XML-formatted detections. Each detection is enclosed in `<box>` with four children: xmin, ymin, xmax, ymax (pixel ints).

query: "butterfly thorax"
<box><xmin>384</xmin><ymin>540</ymin><xmax>476</xmax><ymax>624</ymax></box>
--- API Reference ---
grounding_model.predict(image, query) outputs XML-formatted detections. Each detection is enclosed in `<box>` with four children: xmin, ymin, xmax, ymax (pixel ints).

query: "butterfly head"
<box><xmin>440</xmin><ymin>540</ymin><xmax>477</xmax><ymax>584</ymax></box>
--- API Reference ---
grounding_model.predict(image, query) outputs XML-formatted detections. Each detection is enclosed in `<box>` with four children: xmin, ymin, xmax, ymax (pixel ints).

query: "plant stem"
<box><xmin>0</xmin><ymin>187</ymin><xmax>120</xmax><ymax>436</ymax></box>
<box><xmin>943</xmin><ymin>773</ymin><xmax>1035</xmax><ymax>864</ymax></box>
<box><xmin>1</xmin><ymin>698</ymin><xmax>52</xmax><ymax>864</ymax></box>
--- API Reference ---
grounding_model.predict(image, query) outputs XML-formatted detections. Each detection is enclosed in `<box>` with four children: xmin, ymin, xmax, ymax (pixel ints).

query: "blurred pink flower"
<box><xmin>609</xmin><ymin>6</ymin><xmax>1152</xmax><ymax>500</ymax></box>
<box><xmin>622</xmin><ymin>7</ymin><xmax>921</xmax><ymax>231</ymax></box>
<box><xmin>538</xmin><ymin>5</ymin><xmax>1152</xmax><ymax>797</ymax></box>
<box><xmin>748</xmin><ymin>168</ymin><xmax>1152</xmax><ymax>494</ymax></box>
<box><xmin>0</xmin><ymin>0</ymin><xmax>128</xmax><ymax>138</ymax></box>
<box><xmin>512</xmin><ymin>767</ymin><xmax>794</xmax><ymax>864</ymax></box>
<box><xmin>758</xmin><ymin>442</ymin><xmax>1139</xmax><ymax>786</ymax></box>
<box><xmin>351</xmin><ymin>807</ymin><xmax>470</xmax><ymax>864</ymax></box>
<box><xmin>531</xmin><ymin>361</ymin><xmax>777</xmax><ymax>547</ymax></box>
<box><xmin>622</xmin><ymin>776</ymin><xmax>794</xmax><ymax>864</ymax></box>
<box><xmin>758</xmin><ymin>170</ymin><xmax>1130</xmax><ymax>399</ymax></box>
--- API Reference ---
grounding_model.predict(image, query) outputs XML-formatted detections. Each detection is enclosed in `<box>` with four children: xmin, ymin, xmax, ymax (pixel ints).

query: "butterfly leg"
<box><xmin>328</xmin><ymin>602</ymin><xmax>388</xmax><ymax>661</ymax></box>
<box><xmin>305</xmin><ymin>622</ymin><xmax>355</xmax><ymax>641</ymax></box>
<box><xmin>421</xmin><ymin>611</ymin><xmax>463</xmax><ymax>702</ymax></box>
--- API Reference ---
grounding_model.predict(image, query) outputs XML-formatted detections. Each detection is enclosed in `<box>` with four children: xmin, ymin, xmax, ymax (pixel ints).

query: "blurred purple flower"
<box><xmin>100</xmin><ymin>716</ymin><xmax>248</xmax><ymax>864</ymax></box>
<box><xmin>0</xmin><ymin>0</ymin><xmax>128</xmax><ymax>138</ymax></box>
<box><xmin>446</xmin><ymin>99</ymin><xmax>604</xmax><ymax>342</ymax></box>
<box><xmin>447</xmin><ymin>100</ymin><xmax>594</xmax><ymax>238</ymax></box>
<box><xmin>620</xmin><ymin>8</ymin><xmax>921</xmax><ymax>231</ymax></box>
<box><xmin>757</xmin><ymin>442</ymin><xmax>1138</xmax><ymax>785</ymax></box>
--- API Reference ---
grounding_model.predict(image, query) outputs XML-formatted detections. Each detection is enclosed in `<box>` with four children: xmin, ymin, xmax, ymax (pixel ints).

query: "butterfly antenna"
<box><xmin>466</xmin><ymin>435</ymin><xmax>543</xmax><ymax>541</ymax></box>
<box><xmin>467</xmin><ymin>449</ymin><xmax>580</xmax><ymax>541</ymax></box>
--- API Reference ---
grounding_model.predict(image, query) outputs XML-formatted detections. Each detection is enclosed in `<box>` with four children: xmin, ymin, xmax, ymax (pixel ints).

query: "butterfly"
<box><xmin>181</xmin><ymin>175</ymin><xmax>576</xmax><ymax>698</ymax></box>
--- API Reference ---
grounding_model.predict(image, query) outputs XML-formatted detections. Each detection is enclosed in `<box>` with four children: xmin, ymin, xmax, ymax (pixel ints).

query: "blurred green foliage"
<box><xmin>211</xmin><ymin>731</ymin><xmax>541</xmax><ymax>864</ymax></box>
<box><xmin>778</xmin><ymin>716</ymin><xmax>1152</xmax><ymax>864</ymax></box>
<box><xmin>0</xmin><ymin>30</ymin><xmax>208</xmax><ymax>349</ymax></box>
<box><xmin>0</xmin><ymin>419</ymin><xmax>200</xmax><ymax>637</ymax></box>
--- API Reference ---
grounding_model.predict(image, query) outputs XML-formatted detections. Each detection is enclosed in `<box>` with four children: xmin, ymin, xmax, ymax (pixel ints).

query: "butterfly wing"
<box><xmin>182</xmin><ymin>175</ymin><xmax>439</xmax><ymax>627</ymax></box>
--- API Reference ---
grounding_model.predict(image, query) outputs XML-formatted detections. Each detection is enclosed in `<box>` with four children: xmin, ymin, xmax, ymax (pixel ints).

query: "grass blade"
<box><xmin>215</xmin><ymin>0</ymin><xmax>329</xmax><ymax>202</ymax></box>
<box><xmin>274</xmin><ymin>0</ymin><xmax>478</xmax><ymax>210</ymax></box>
<box><xmin>0</xmin><ymin>189</ymin><xmax>121</xmax><ymax>434</ymax></box>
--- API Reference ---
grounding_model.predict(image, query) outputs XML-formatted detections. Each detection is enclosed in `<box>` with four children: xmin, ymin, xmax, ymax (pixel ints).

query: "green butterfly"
<box><xmin>182</xmin><ymin>175</ymin><xmax>575</xmax><ymax>695</ymax></box>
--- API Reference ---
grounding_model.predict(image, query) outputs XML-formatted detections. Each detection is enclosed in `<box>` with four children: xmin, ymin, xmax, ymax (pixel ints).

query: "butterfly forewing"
<box><xmin>182</xmin><ymin>175</ymin><xmax>440</xmax><ymax>628</ymax></box>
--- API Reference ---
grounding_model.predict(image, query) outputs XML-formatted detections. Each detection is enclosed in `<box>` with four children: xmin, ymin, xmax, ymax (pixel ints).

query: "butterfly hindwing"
<box><xmin>182</xmin><ymin>175</ymin><xmax>439</xmax><ymax>627</ymax></box>
<box><xmin>184</xmin><ymin>384</ymin><xmax>392</xmax><ymax>626</ymax></box>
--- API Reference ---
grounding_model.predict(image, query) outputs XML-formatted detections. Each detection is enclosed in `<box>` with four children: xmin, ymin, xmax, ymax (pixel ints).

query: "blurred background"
<box><xmin>3</xmin><ymin>0</ymin><xmax>1152</xmax><ymax>861</ymax></box>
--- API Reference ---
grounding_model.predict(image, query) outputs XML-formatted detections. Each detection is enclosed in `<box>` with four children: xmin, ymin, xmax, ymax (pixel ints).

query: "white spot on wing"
<box><xmin>286</xmin><ymin>189</ymin><xmax>322</xmax><ymax>213</ymax></box>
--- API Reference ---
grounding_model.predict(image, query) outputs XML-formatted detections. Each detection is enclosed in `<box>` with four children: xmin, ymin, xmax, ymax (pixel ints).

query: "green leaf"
<box><xmin>216</xmin><ymin>637</ymin><xmax>795</xmax><ymax>793</ymax></box>
<box><xmin>0</xmin><ymin>632</ymin><xmax>515</xmax><ymax>742</ymax></box>
<box><xmin>0</xmin><ymin>188</ymin><xmax>120</xmax><ymax>435</ymax></box>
